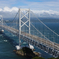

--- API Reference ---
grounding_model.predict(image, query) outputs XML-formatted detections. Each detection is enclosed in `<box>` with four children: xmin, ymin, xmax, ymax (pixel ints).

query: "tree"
<box><xmin>48</xmin><ymin>57</ymin><xmax>56</xmax><ymax>59</ymax></box>
<box><xmin>32</xmin><ymin>57</ymin><xmax>45</xmax><ymax>59</ymax></box>
<box><xmin>56</xmin><ymin>57</ymin><xmax>59</xmax><ymax>59</ymax></box>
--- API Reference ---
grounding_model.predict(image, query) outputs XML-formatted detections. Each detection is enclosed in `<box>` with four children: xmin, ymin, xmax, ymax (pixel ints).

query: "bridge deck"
<box><xmin>0</xmin><ymin>25</ymin><xmax>59</xmax><ymax>51</ymax></box>
<box><xmin>21</xmin><ymin>32</ymin><xmax>59</xmax><ymax>51</ymax></box>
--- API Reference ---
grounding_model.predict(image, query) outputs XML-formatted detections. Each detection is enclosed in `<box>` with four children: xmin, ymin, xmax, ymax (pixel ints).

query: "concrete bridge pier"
<box><xmin>52</xmin><ymin>50</ymin><xmax>58</xmax><ymax>57</ymax></box>
<box><xmin>57</xmin><ymin>51</ymin><xmax>59</xmax><ymax>57</ymax></box>
<box><xmin>48</xmin><ymin>48</ymin><xmax>54</xmax><ymax>54</ymax></box>
<box><xmin>1</xmin><ymin>29</ymin><xmax>4</xmax><ymax>32</ymax></box>
<box><xmin>45</xmin><ymin>46</ymin><xmax>49</xmax><ymax>53</ymax></box>
<box><xmin>0</xmin><ymin>29</ymin><xmax>4</xmax><ymax>33</ymax></box>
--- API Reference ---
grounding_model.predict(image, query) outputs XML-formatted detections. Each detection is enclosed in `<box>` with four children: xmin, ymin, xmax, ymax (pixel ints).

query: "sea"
<box><xmin>0</xmin><ymin>17</ymin><xmax>59</xmax><ymax>59</ymax></box>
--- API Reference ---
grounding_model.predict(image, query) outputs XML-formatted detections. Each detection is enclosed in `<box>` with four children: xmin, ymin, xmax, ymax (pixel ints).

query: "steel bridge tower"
<box><xmin>19</xmin><ymin>9</ymin><xmax>30</xmax><ymax>47</ymax></box>
<box><xmin>0</xmin><ymin>15</ymin><xmax>4</xmax><ymax>32</ymax></box>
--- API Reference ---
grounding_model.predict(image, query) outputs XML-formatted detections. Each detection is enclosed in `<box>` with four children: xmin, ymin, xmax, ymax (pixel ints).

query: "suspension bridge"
<box><xmin>0</xmin><ymin>9</ymin><xmax>59</xmax><ymax>57</ymax></box>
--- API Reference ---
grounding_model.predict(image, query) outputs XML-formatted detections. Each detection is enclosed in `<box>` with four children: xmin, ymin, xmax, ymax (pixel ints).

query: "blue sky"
<box><xmin>0</xmin><ymin>0</ymin><xmax>59</xmax><ymax>18</ymax></box>
<box><xmin>0</xmin><ymin>0</ymin><xmax>59</xmax><ymax>11</ymax></box>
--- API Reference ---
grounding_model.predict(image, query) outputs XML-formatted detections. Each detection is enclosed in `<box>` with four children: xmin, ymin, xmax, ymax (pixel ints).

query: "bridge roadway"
<box><xmin>0</xmin><ymin>25</ymin><xmax>59</xmax><ymax>53</ymax></box>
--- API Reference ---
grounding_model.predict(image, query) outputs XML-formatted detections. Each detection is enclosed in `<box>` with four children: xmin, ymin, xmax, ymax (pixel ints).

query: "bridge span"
<box><xmin>0</xmin><ymin>25</ymin><xmax>59</xmax><ymax>57</ymax></box>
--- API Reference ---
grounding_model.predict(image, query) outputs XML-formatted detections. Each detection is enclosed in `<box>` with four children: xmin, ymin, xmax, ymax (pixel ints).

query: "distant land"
<box><xmin>2</xmin><ymin>17</ymin><xmax>59</xmax><ymax>23</ymax></box>
<box><xmin>31</xmin><ymin>17</ymin><xmax>59</xmax><ymax>23</ymax></box>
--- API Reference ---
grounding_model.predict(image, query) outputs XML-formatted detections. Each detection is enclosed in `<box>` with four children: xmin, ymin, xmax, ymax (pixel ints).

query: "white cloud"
<box><xmin>3</xmin><ymin>7</ymin><xmax>18</xmax><ymax>12</ymax></box>
<box><xmin>31</xmin><ymin>10</ymin><xmax>59</xmax><ymax>18</ymax></box>
<box><xmin>0</xmin><ymin>6</ymin><xmax>59</xmax><ymax>18</ymax></box>
<box><xmin>0</xmin><ymin>8</ymin><xmax>2</xmax><ymax>11</ymax></box>
<box><xmin>23</xmin><ymin>1</ymin><xmax>59</xmax><ymax>12</ymax></box>
<box><xmin>0</xmin><ymin>0</ymin><xmax>59</xmax><ymax>18</ymax></box>
<box><xmin>32</xmin><ymin>10</ymin><xmax>59</xmax><ymax>15</ymax></box>
<box><xmin>0</xmin><ymin>7</ymin><xmax>19</xmax><ymax>12</ymax></box>
<box><xmin>0</xmin><ymin>7</ymin><xmax>19</xmax><ymax>18</ymax></box>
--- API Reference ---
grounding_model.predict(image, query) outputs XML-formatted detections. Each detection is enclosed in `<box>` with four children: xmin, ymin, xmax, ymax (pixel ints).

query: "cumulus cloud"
<box><xmin>0</xmin><ymin>7</ymin><xmax>59</xmax><ymax>18</ymax></box>
<box><xmin>0</xmin><ymin>7</ymin><xmax>19</xmax><ymax>18</ymax></box>
<box><xmin>32</xmin><ymin>10</ymin><xmax>59</xmax><ymax>18</ymax></box>
<box><xmin>32</xmin><ymin>10</ymin><xmax>59</xmax><ymax>15</ymax></box>
<box><xmin>0</xmin><ymin>8</ymin><xmax>2</xmax><ymax>11</ymax></box>
<box><xmin>0</xmin><ymin>7</ymin><xmax>18</xmax><ymax>12</ymax></box>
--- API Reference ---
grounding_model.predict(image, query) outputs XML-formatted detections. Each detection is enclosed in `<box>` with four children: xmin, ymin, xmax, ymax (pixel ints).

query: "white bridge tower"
<box><xmin>19</xmin><ymin>9</ymin><xmax>30</xmax><ymax>47</ymax></box>
<box><xmin>0</xmin><ymin>15</ymin><xmax>4</xmax><ymax>32</ymax></box>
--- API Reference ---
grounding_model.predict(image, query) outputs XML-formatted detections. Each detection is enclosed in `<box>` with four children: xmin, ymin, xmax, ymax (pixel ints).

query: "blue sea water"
<box><xmin>0</xmin><ymin>34</ymin><xmax>28</xmax><ymax>59</ymax></box>
<box><xmin>0</xmin><ymin>18</ymin><xmax>59</xmax><ymax>59</ymax></box>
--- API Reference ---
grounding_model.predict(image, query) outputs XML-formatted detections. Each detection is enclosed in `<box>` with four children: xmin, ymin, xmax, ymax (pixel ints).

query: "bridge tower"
<box><xmin>19</xmin><ymin>9</ymin><xmax>30</xmax><ymax>47</ymax></box>
<box><xmin>0</xmin><ymin>15</ymin><xmax>4</xmax><ymax>32</ymax></box>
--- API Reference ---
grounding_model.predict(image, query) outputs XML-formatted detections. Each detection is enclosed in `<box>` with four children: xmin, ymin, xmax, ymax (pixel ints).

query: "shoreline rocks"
<box><xmin>13</xmin><ymin>47</ymin><xmax>41</xmax><ymax>58</ymax></box>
